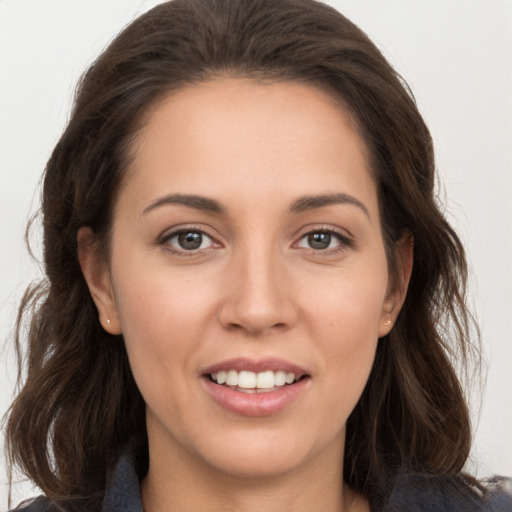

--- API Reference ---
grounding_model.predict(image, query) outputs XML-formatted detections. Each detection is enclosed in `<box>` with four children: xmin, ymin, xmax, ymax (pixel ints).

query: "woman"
<box><xmin>4</xmin><ymin>0</ymin><xmax>511</xmax><ymax>511</ymax></box>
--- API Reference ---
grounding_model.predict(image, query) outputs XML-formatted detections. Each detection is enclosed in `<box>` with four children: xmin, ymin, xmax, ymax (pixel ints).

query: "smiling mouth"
<box><xmin>207</xmin><ymin>370</ymin><xmax>307</xmax><ymax>393</ymax></box>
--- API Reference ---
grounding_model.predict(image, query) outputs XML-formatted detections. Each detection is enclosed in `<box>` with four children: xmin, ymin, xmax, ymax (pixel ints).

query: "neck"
<box><xmin>140</xmin><ymin>429</ymin><xmax>368</xmax><ymax>512</ymax></box>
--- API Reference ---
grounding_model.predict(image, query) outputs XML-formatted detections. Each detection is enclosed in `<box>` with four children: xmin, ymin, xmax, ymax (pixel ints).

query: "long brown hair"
<box><xmin>5</xmin><ymin>0</ymin><xmax>480</xmax><ymax>509</ymax></box>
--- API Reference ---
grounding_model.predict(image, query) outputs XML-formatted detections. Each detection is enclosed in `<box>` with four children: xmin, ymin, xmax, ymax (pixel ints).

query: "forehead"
<box><xmin>121</xmin><ymin>78</ymin><xmax>377</xmax><ymax>218</ymax></box>
<box><xmin>132</xmin><ymin>78</ymin><xmax>367</xmax><ymax>159</ymax></box>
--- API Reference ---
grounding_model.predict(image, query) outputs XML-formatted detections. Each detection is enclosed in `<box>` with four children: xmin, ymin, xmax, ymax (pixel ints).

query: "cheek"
<box><xmin>305</xmin><ymin>265</ymin><xmax>387</xmax><ymax>405</ymax></box>
<box><xmin>317</xmin><ymin>291</ymin><xmax>382</xmax><ymax>370</ymax></box>
<box><xmin>312</xmin><ymin>315</ymin><xmax>379</xmax><ymax>428</ymax></box>
<box><xmin>112</xmin><ymin>234</ymin><xmax>215</xmax><ymax>327</ymax></box>
<box><xmin>110</xmin><ymin>254</ymin><xmax>219</xmax><ymax>390</ymax></box>
<box><xmin>306</xmin><ymin>256</ymin><xmax>388</xmax><ymax>338</ymax></box>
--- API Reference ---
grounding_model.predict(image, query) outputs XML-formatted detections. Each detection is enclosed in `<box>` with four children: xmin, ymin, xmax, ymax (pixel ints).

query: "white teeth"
<box><xmin>238</xmin><ymin>371</ymin><xmax>257</xmax><ymax>389</ymax></box>
<box><xmin>210</xmin><ymin>370</ymin><xmax>299</xmax><ymax>389</ymax></box>
<box><xmin>226</xmin><ymin>370</ymin><xmax>238</xmax><ymax>386</ymax></box>
<box><xmin>256</xmin><ymin>370</ymin><xmax>274</xmax><ymax>389</ymax></box>
<box><xmin>275</xmin><ymin>370</ymin><xmax>286</xmax><ymax>386</ymax></box>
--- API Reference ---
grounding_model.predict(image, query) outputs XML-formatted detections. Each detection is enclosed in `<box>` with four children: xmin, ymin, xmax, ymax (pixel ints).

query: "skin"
<box><xmin>79</xmin><ymin>79</ymin><xmax>412</xmax><ymax>512</ymax></box>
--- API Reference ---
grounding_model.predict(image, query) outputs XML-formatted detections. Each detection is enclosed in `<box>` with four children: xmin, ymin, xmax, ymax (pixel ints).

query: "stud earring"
<box><xmin>106</xmin><ymin>319</ymin><xmax>111</xmax><ymax>325</ymax></box>
<box><xmin>385</xmin><ymin>317</ymin><xmax>392</xmax><ymax>326</ymax></box>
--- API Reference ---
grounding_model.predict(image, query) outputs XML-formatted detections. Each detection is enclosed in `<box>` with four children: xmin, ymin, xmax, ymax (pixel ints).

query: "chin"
<box><xmin>205</xmin><ymin>446</ymin><xmax>307</xmax><ymax>480</ymax></box>
<box><xmin>192</xmin><ymin>424</ymin><xmax>341</xmax><ymax>480</ymax></box>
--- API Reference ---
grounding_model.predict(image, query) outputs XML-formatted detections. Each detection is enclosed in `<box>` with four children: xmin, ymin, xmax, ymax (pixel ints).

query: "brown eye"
<box><xmin>307</xmin><ymin>232</ymin><xmax>332</xmax><ymax>250</ymax></box>
<box><xmin>297</xmin><ymin>231</ymin><xmax>340</xmax><ymax>250</ymax></box>
<box><xmin>295</xmin><ymin>229</ymin><xmax>354</xmax><ymax>253</ymax></box>
<box><xmin>164</xmin><ymin>230</ymin><xmax>214</xmax><ymax>251</ymax></box>
<box><xmin>178</xmin><ymin>232</ymin><xmax>203</xmax><ymax>250</ymax></box>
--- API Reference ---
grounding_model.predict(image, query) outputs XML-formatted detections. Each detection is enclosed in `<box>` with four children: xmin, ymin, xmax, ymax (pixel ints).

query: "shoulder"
<box><xmin>9</xmin><ymin>437</ymin><xmax>147</xmax><ymax>512</ymax></box>
<box><xmin>8</xmin><ymin>496</ymin><xmax>56</xmax><ymax>512</ymax></box>
<box><xmin>485</xmin><ymin>478</ymin><xmax>512</xmax><ymax>512</ymax></box>
<box><xmin>385</xmin><ymin>473</ymin><xmax>512</xmax><ymax>512</ymax></box>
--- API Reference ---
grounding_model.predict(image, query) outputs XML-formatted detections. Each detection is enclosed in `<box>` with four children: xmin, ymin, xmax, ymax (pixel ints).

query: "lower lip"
<box><xmin>202</xmin><ymin>377</ymin><xmax>310</xmax><ymax>416</ymax></box>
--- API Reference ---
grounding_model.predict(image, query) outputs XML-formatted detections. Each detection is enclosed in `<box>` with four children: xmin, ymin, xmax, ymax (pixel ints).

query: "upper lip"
<box><xmin>202</xmin><ymin>357</ymin><xmax>310</xmax><ymax>379</ymax></box>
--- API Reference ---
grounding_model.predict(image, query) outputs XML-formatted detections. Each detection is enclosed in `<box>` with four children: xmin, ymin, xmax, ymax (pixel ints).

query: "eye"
<box><xmin>162</xmin><ymin>229</ymin><xmax>215</xmax><ymax>252</ymax></box>
<box><xmin>296</xmin><ymin>230</ymin><xmax>351</xmax><ymax>251</ymax></box>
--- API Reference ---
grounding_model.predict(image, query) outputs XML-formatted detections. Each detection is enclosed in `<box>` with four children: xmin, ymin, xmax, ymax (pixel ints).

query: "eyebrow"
<box><xmin>142</xmin><ymin>193</ymin><xmax>225</xmax><ymax>216</ymax></box>
<box><xmin>141</xmin><ymin>192</ymin><xmax>369</xmax><ymax>219</ymax></box>
<box><xmin>290</xmin><ymin>193</ymin><xmax>370</xmax><ymax>218</ymax></box>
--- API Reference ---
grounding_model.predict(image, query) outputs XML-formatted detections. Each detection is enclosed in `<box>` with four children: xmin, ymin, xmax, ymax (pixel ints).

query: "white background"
<box><xmin>1</xmin><ymin>0</ymin><xmax>511</xmax><ymax>509</ymax></box>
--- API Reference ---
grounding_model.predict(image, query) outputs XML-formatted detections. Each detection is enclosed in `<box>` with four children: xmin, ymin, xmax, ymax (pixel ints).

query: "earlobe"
<box><xmin>77</xmin><ymin>227</ymin><xmax>122</xmax><ymax>335</ymax></box>
<box><xmin>378</xmin><ymin>233</ymin><xmax>414</xmax><ymax>337</ymax></box>
<box><xmin>378</xmin><ymin>312</ymin><xmax>394</xmax><ymax>338</ymax></box>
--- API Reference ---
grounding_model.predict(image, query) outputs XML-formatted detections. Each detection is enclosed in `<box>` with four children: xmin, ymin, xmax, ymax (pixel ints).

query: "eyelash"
<box><xmin>158</xmin><ymin>226</ymin><xmax>219</xmax><ymax>256</ymax></box>
<box><xmin>295</xmin><ymin>227</ymin><xmax>354</xmax><ymax>254</ymax></box>
<box><xmin>158</xmin><ymin>226</ymin><xmax>354</xmax><ymax>256</ymax></box>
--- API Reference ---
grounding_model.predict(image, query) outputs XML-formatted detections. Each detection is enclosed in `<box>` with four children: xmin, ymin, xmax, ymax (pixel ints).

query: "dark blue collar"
<box><xmin>102</xmin><ymin>438</ymin><xmax>147</xmax><ymax>512</ymax></box>
<box><xmin>97</xmin><ymin>437</ymin><xmax>512</xmax><ymax>512</ymax></box>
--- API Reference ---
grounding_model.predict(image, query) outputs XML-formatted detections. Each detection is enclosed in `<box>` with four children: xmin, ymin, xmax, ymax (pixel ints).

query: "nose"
<box><xmin>217</xmin><ymin>247</ymin><xmax>298</xmax><ymax>336</ymax></box>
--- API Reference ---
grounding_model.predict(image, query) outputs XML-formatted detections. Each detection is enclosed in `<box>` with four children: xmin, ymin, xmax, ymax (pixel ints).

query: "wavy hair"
<box><xmin>5</xmin><ymin>0</ymin><xmax>480</xmax><ymax>509</ymax></box>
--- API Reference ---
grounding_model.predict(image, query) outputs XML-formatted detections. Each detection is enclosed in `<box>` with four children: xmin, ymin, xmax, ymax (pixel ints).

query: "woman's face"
<box><xmin>83</xmin><ymin>79</ymin><xmax>405</xmax><ymax>480</ymax></box>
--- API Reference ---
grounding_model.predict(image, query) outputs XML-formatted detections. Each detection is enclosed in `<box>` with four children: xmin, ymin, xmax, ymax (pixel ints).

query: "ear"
<box><xmin>378</xmin><ymin>233</ymin><xmax>414</xmax><ymax>337</ymax></box>
<box><xmin>77</xmin><ymin>227</ymin><xmax>122</xmax><ymax>335</ymax></box>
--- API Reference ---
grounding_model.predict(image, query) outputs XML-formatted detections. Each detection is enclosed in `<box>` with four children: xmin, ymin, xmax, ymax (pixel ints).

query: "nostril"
<box><xmin>225</xmin><ymin>322</ymin><xmax>245</xmax><ymax>332</ymax></box>
<box><xmin>217</xmin><ymin>285</ymin><xmax>298</xmax><ymax>334</ymax></box>
<box><xmin>225</xmin><ymin>320</ymin><xmax>288</xmax><ymax>335</ymax></box>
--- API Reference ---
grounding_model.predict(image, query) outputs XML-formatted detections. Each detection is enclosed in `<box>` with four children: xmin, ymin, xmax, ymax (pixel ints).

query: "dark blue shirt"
<box><xmin>11</xmin><ymin>441</ymin><xmax>512</xmax><ymax>512</ymax></box>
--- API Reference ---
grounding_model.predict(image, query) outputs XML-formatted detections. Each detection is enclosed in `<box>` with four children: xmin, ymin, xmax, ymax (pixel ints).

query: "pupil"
<box><xmin>308</xmin><ymin>232</ymin><xmax>331</xmax><ymax>250</ymax></box>
<box><xmin>178</xmin><ymin>232</ymin><xmax>202</xmax><ymax>250</ymax></box>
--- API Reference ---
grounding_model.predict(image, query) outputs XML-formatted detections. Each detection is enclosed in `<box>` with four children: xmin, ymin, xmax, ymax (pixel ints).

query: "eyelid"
<box><xmin>158</xmin><ymin>224</ymin><xmax>222</xmax><ymax>254</ymax></box>
<box><xmin>292</xmin><ymin>225</ymin><xmax>355</xmax><ymax>252</ymax></box>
